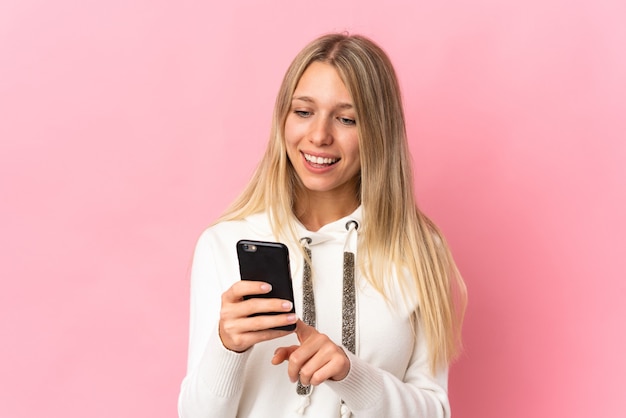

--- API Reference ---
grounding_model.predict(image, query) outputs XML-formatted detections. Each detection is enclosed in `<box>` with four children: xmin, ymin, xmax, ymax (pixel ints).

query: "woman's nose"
<box><xmin>308</xmin><ymin>117</ymin><xmax>333</xmax><ymax>146</ymax></box>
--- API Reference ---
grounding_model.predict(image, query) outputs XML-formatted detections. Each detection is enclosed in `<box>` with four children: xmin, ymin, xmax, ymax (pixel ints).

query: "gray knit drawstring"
<box><xmin>295</xmin><ymin>221</ymin><xmax>358</xmax><ymax>417</ymax></box>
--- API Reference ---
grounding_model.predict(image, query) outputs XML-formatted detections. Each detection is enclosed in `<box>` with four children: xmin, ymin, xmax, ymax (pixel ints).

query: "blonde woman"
<box><xmin>178</xmin><ymin>33</ymin><xmax>466</xmax><ymax>418</ymax></box>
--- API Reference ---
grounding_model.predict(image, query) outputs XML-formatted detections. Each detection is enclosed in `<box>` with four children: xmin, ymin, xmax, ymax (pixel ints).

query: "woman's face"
<box><xmin>284</xmin><ymin>61</ymin><xmax>361</xmax><ymax>200</ymax></box>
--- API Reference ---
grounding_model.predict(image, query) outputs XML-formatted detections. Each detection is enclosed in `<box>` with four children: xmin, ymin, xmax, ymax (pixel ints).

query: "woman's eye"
<box><xmin>294</xmin><ymin>110</ymin><xmax>311</xmax><ymax>118</ymax></box>
<box><xmin>339</xmin><ymin>117</ymin><xmax>356</xmax><ymax>126</ymax></box>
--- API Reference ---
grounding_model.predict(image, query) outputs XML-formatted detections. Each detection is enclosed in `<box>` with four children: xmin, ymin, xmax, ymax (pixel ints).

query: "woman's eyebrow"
<box><xmin>292</xmin><ymin>96</ymin><xmax>354</xmax><ymax>109</ymax></box>
<box><xmin>292</xmin><ymin>96</ymin><xmax>314</xmax><ymax>103</ymax></box>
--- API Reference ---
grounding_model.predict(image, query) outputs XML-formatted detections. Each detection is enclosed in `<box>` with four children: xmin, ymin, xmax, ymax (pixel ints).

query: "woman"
<box><xmin>178</xmin><ymin>33</ymin><xmax>466</xmax><ymax>418</ymax></box>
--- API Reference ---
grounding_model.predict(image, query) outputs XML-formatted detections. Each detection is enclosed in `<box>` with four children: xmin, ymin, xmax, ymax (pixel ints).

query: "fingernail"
<box><xmin>261</xmin><ymin>283</ymin><xmax>271</xmax><ymax>292</ymax></box>
<box><xmin>287</xmin><ymin>314</ymin><xmax>296</xmax><ymax>322</ymax></box>
<box><xmin>282</xmin><ymin>301</ymin><xmax>293</xmax><ymax>310</ymax></box>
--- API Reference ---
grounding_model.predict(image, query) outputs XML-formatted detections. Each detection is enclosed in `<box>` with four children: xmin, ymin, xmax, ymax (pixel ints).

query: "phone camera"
<box><xmin>243</xmin><ymin>243</ymin><xmax>257</xmax><ymax>252</ymax></box>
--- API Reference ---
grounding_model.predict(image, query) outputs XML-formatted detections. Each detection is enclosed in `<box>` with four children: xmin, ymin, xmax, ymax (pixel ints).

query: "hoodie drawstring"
<box><xmin>295</xmin><ymin>220</ymin><xmax>358</xmax><ymax>417</ymax></box>
<box><xmin>296</xmin><ymin>237</ymin><xmax>314</xmax><ymax>397</ymax></box>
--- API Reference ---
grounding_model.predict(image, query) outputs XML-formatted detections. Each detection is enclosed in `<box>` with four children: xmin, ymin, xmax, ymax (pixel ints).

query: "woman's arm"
<box><xmin>274</xmin><ymin>319</ymin><xmax>450</xmax><ymax>418</ymax></box>
<box><xmin>326</xmin><ymin>321</ymin><xmax>450</xmax><ymax>418</ymax></box>
<box><xmin>177</xmin><ymin>228</ymin><xmax>298</xmax><ymax>418</ymax></box>
<box><xmin>178</xmin><ymin>229</ymin><xmax>249</xmax><ymax>418</ymax></box>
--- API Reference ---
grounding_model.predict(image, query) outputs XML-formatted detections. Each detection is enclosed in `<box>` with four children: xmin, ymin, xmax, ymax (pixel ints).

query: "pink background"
<box><xmin>1</xmin><ymin>1</ymin><xmax>624</xmax><ymax>417</ymax></box>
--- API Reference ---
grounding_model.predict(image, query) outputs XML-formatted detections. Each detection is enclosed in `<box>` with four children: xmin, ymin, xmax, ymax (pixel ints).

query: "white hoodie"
<box><xmin>178</xmin><ymin>208</ymin><xmax>450</xmax><ymax>418</ymax></box>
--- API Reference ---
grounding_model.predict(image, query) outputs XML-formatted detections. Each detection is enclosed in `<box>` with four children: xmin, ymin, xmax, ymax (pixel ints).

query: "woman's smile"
<box><xmin>302</xmin><ymin>152</ymin><xmax>340</xmax><ymax>168</ymax></box>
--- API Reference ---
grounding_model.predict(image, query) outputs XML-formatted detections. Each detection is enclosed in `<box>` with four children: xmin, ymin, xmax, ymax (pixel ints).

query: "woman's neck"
<box><xmin>294</xmin><ymin>191</ymin><xmax>359</xmax><ymax>232</ymax></box>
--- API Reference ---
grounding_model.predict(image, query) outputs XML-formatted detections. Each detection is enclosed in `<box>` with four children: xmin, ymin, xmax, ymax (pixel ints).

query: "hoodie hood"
<box><xmin>242</xmin><ymin>206</ymin><xmax>362</xmax><ymax>247</ymax></box>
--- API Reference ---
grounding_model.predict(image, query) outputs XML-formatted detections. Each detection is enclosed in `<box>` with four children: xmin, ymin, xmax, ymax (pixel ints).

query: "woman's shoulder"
<box><xmin>196</xmin><ymin>212</ymin><xmax>274</xmax><ymax>248</ymax></box>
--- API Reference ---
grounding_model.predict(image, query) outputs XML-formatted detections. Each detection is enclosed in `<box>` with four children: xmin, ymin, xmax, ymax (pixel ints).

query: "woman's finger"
<box><xmin>223</xmin><ymin>280</ymin><xmax>271</xmax><ymax>302</ymax></box>
<box><xmin>221</xmin><ymin>297</ymin><xmax>294</xmax><ymax>321</ymax></box>
<box><xmin>271</xmin><ymin>345</ymin><xmax>299</xmax><ymax>365</ymax></box>
<box><xmin>286</xmin><ymin>331</ymin><xmax>350</xmax><ymax>385</ymax></box>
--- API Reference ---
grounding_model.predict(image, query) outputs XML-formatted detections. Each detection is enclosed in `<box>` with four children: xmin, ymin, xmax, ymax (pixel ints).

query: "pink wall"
<box><xmin>1</xmin><ymin>1</ymin><xmax>624</xmax><ymax>417</ymax></box>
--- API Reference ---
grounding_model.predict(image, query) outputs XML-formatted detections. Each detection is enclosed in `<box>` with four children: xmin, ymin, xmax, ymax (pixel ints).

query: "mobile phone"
<box><xmin>236</xmin><ymin>239</ymin><xmax>296</xmax><ymax>331</ymax></box>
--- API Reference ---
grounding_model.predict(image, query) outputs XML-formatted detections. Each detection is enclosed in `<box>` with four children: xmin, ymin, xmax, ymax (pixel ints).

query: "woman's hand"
<box><xmin>271</xmin><ymin>320</ymin><xmax>350</xmax><ymax>386</ymax></box>
<box><xmin>218</xmin><ymin>280</ymin><xmax>297</xmax><ymax>352</ymax></box>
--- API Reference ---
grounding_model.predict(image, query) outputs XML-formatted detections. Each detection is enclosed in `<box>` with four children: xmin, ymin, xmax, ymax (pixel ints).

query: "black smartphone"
<box><xmin>236</xmin><ymin>239</ymin><xmax>296</xmax><ymax>331</ymax></box>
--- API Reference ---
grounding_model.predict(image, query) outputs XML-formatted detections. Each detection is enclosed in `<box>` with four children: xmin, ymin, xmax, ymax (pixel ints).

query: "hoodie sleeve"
<box><xmin>177</xmin><ymin>229</ymin><xmax>251</xmax><ymax>418</ymax></box>
<box><xmin>325</xmin><ymin>321</ymin><xmax>450</xmax><ymax>418</ymax></box>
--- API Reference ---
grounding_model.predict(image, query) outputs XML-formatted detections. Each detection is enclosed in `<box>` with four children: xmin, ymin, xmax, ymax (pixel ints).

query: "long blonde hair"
<box><xmin>218</xmin><ymin>34</ymin><xmax>466</xmax><ymax>371</ymax></box>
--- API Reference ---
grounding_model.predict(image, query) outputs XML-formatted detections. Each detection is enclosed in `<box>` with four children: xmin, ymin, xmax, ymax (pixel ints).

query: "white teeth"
<box><xmin>304</xmin><ymin>153</ymin><xmax>338</xmax><ymax>165</ymax></box>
